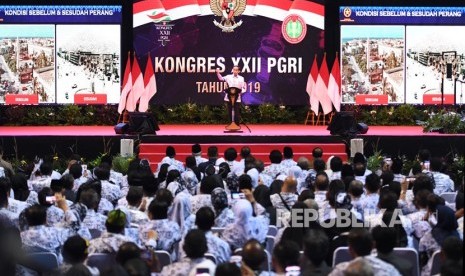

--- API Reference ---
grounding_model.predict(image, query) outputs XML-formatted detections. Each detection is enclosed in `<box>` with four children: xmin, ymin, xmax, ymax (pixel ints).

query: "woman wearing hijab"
<box><xmin>211</xmin><ymin>187</ymin><xmax>234</xmax><ymax>227</ymax></box>
<box><xmin>221</xmin><ymin>199</ymin><xmax>269</xmax><ymax>250</ymax></box>
<box><xmin>253</xmin><ymin>185</ymin><xmax>276</xmax><ymax>225</ymax></box>
<box><xmin>182</xmin><ymin>170</ymin><xmax>200</xmax><ymax>196</ymax></box>
<box><xmin>420</xmin><ymin>204</ymin><xmax>460</xmax><ymax>275</ymax></box>
<box><xmin>169</xmin><ymin>192</ymin><xmax>195</xmax><ymax>236</ymax></box>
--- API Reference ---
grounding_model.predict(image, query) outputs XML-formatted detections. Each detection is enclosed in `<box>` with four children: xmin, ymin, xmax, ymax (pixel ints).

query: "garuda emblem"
<box><xmin>210</xmin><ymin>0</ymin><xmax>246</xmax><ymax>32</ymax></box>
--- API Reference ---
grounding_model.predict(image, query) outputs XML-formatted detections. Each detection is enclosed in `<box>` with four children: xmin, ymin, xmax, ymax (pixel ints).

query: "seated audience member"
<box><xmin>391</xmin><ymin>158</ymin><xmax>406</xmax><ymax>184</ymax></box>
<box><xmin>272</xmin><ymin>240</ymin><xmax>301</xmax><ymax>275</ymax></box>
<box><xmin>160</xmin><ymin>229</ymin><xmax>216</xmax><ymax>276</ymax></box>
<box><xmin>28</xmin><ymin>162</ymin><xmax>53</xmax><ymax>192</ymax></box>
<box><xmin>360</xmin><ymin>173</ymin><xmax>381</xmax><ymax>213</ymax></box>
<box><xmin>11</xmin><ymin>173</ymin><xmax>39</xmax><ymax>206</ymax></box>
<box><xmin>60</xmin><ymin>174</ymin><xmax>76</xmax><ymax>203</ymax></box>
<box><xmin>165</xmin><ymin>169</ymin><xmax>186</xmax><ymax>197</ymax></box>
<box><xmin>1</xmin><ymin>177</ymin><xmax>28</xmax><ymax>216</ymax></box>
<box><xmin>198</xmin><ymin>146</ymin><xmax>220</xmax><ymax>174</ymax></box>
<box><xmin>191</xmin><ymin>175</ymin><xmax>220</xmax><ymax>214</ymax></box>
<box><xmin>326</xmin><ymin>156</ymin><xmax>343</xmax><ymax>181</ymax></box>
<box><xmin>348</xmin><ymin>180</ymin><xmax>364</xmax><ymax>218</ymax></box>
<box><xmin>406</xmin><ymin>189</ymin><xmax>432</xmax><ymax>239</ymax></box>
<box><xmin>139</xmin><ymin>199</ymin><xmax>181</xmax><ymax>255</ymax></box>
<box><xmin>312</xmin><ymin>147</ymin><xmax>323</xmax><ymax>159</ymax></box>
<box><xmin>214</xmin><ymin>262</ymin><xmax>241</xmax><ymax>276</ymax></box>
<box><xmin>263</xmin><ymin>149</ymin><xmax>285</xmax><ymax>179</ymax></box>
<box><xmin>157</xmin><ymin>163</ymin><xmax>170</xmax><ymax>189</ymax></box>
<box><xmin>302</xmin><ymin>229</ymin><xmax>332</xmax><ymax>276</ymax></box>
<box><xmin>125</xmin><ymin>186</ymin><xmax>149</xmax><ymax>225</ymax></box>
<box><xmin>179</xmin><ymin>207</ymin><xmax>231</xmax><ymax>263</ymax></box>
<box><xmin>93</xmin><ymin>166</ymin><xmax>122</xmax><ymax>204</ymax></box>
<box><xmin>281</xmin><ymin>146</ymin><xmax>297</xmax><ymax>169</ymax></box>
<box><xmin>182</xmin><ymin>170</ymin><xmax>200</xmax><ymax>196</ymax></box>
<box><xmin>80</xmin><ymin>188</ymin><xmax>107</xmax><ymax>232</ymax></box>
<box><xmin>157</xmin><ymin>146</ymin><xmax>184</xmax><ymax>173</ymax></box>
<box><xmin>169</xmin><ymin>192</ymin><xmax>195</xmax><ymax>236</ymax></box>
<box><xmin>313</xmin><ymin>172</ymin><xmax>329</xmax><ymax>207</ymax></box>
<box><xmin>0</xmin><ymin>181</ymin><xmax>19</xmax><ymax>226</ymax></box>
<box><xmin>88</xmin><ymin>209</ymin><xmax>135</xmax><ymax>254</ymax></box>
<box><xmin>329</xmin><ymin>228</ymin><xmax>401</xmax><ymax>276</ymax></box>
<box><xmin>401</xmin><ymin>174</ymin><xmax>435</xmax><ymax>215</ymax></box>
<box><xmin>372</xmin><ymin>226</ymin><xmax>413</xmax><ymax>276</ymax></box>
<box><xmin>59</xmin><ymin>235</ymin><xmax>99</xmax><ymax>275</ymax></box>
<box><xmin>429</xmin><ymin>157</ymin><xmax>455</xmax><ymax>195</ymax></box>
<box><xmin>222</xmin><ymin>199</ymin><xmax>268</xmax><ymax>250</ymax></box>
<box><xmin>211</xmin><ymin>187</ymin><xmax>234</xmax><ymax>227</ymax></box>
<box><xmin>420</xmin><ymin>205</ymin><xmax>460</xmax><ymax>276</ymax></box>
<box><xmin>439</xmin><ymin>236</ymin><xmax>463</xmax><ymax>276</ymax></box>
<box><xmin>241</xmin><ymin>239</ymin><xmax>267</xmax><ymax>275</ymax></box>
<box><xmin>223</xmin><ymin>147</ymin><xmax>241</xmax><ymax>176</ymax></box>
<box><xmin>69</xmin><ymin>163</ymin><xmax>88</xmax><ymax>192</ymax></box>
<box><xmin>270</xmin><ymin>176</ymin><xmax>298</xmax><ymax>211</ymax></box>
<box><xmin>100</xmin><ymin>154</ymin><xmax>126</xmax><ymax>193</ymax></box>
<box><xmin>320</xmin><ymin>179</ymin><xmax>356</xmax><ymax>222</ymax></box>
<box><xmin>21</xmin><ymin>204</ymin><xmax>73</xmax><ymax>263</ymax></box>
<box><xmin>192</xmin><ymin>143</ymin><xmax>208</xmax><ymax>166</ymax></box>
<box><xmin>0</xmin><ymin>145</ymin><xmax>14</xmax><ymax>177</ymax></box>
<box><xmin>38</xmin><ymin>187</ymin><xmax>65</xmax><ymax>226</ymax></box>
<box><xmin>78</xmin><ymin>180</ymin><xmax>113</xmax><ymax>216</ymax></box>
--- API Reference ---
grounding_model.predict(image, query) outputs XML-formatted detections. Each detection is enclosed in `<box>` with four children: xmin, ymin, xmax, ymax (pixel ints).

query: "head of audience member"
<box><xmin>205</xmin><ymin>165</ymin><xmax>216</xmax><ymax>177</ymax></box>
<box><xmin>244</xmin><ymin>156</ymin><xmax>257</xmax><ymax>173</ymax></box>
<box><xmin>211</xmin><ymin>187</ymin><xmax>228</xmax><ymax>214</ymax></box>
<box><xmin>242</xmin><ymin>239</ymin><xmax>267</xmax><ymax>271</ymax></box>
<box><xmin>315</xmin><ymin>172</ymin><xmax>329</xmax><ymax>192</ymax></box>
<box><xmin>183</xmin><ymin>229</ymin><xmax>208</xmax><ymax>259</ymax></box>
<box><xmin>413</xmin><ymin>189</ymin><xmax>431</xmax><ymax>210</ymax></box>
<box><xmin>224</xmin><ymin>147</ymin><xmax>238</xmax><ymax>162</ymax></box>
<box><xmin>297</xmin><ymin>157</ymin><xmax>310</xmax><ymax>171</ymax></box>
<box><xmin>391</xmin><ymin>158</ymin><xmax>403</xmax><ymax>174</ymax></box>
<box><xmin>11</xmin><ymin>174</ymin><xmax>29</xmax><ymax>202</ymax></box>
<box><xmin>313</xmin><ymin>158</ymin><xmax>326</xmax><ymax>172</ymax></box>
<box><xmin>166</xmin><ymin>146</ymin><xmax>176</xmax><ymax>158</ymax></box>
<box><xmin>50</xmin><ymin>179</ymin><xmax>64</xmax><ymax>194</ymax></box>
<box><xmin>192</xmin><ymin>143</ymin><xmax>202</xmax><ymax>156</ymax></box>
<box><xmin>418</xmin><ymin>149</ymin><xmax>431</xmax><ymax>163</ymax></box>
<box><xmin>380</xmin><ymin>171</ymin><xmax>394</xmax><ymax>186</ymax></box>
<box><xmin>283</xmin><ymin>146</ymin><xmax>294</xmax><ymax>160</ymax></box>
<box><xmin>106</xmin><ymin>209</ymin><xmax>127</xmax><ymax>234</ymax></box>
<box><xmin>100</xmin><ymin>154</ymin><xmax>114</xmax><ymax>169</ymax></box>
<box><xmin>348</xmin><ymin>228</ymin><xmax>373</xmax><ymax>258</ymax></box>
<box><xmin>432</xmin><ymin>205</ymin><xmax>460</xmax><ymax>245</ymax></box>
<box><xmin>365</xmin><ymin>173</ymin><xmax>380</xmax><ymax>194</ymax></box>
<box><xmin>218</xmin><ymin>162</ymin><xmax>230</xmax><ymax>179</ymax></box>
<box><xmin>200</xmin><ymin>175</ymin><xmax>222</xmax><ymax>195</ymax></box>
<box><xmin>330</xmin><ymin>156</ymin><xmax>343</xmax><ymax>172</ymax></box>
<box><xmin>272</xmin><ymin>240</ymin><xmax>300</xmax><ymax>274</ymax></box>
<box><xmin>281</xmin><ymin>176</ymin><xmax>297</xmax><ymax>194</ymax></box>
<box><xmin>430</xmin><ymin>157</ymin><xmax>443</xmax><ymax>173</ymax></box>
<box><xmin>94</xmin><ymin>166</ymin><xmax>110</xmax><ymax>181</ymax></box>
<box><xmin>240</xmin><ymin>146</ymin><xmax>251</xmax><ymax>159</ymax></box>
<box><xmin>123</xmin><ymin>258</ymin><xmax>150</xmax><ymax>276</ymax></box>
<box><xmin>142</xmin><ymin>177</ymin><xmax>158</xmax><ymax>199</ymax></box>
<box><xmin>341</xmin><ymin>163</ymin><xmax>354</xmax><ymax>178</ymax></box>
<box><xmin>353</xmin><ymin>163</ymin><xmax>366</xmax><ymax>177</ymax></box>
<box><xmin>157</xmin><ymin>163</ymin><xmax>170</xmax><ymax>183</ymax></box>
<box><xmin>238</xmin><ymin>174</ymin><xmax>253</xmax><ymax>191</ymax></box>
<box><xmin>195</xmin><ymin>207</ymin><xmax>215</xmax><ymax>232</ymax></box>
<box><xmin>353</xmin><ymin>152</ymin><xmax>366</xmax><ymax>164</ymax></box>
<box><xmin>312</xmin><ymin>147</ymin><xmax>323</xmax><ymax>159</ymax></box>
<box><xmin>303</xmin><ymin>229</ymin><xmax>329</xmax><ymax>267</ymax></box>
<box><xmin>372</xmin><ymin>225</ymin><xmax>397</xmax><ymax>255</ymax></box>
<box><xmin>126</xmin><ymin>186</ymin><xmax>143</xmax><ymax>208</ymax></box>
<box><xmin>327</xmin><ymin>179</ymin><xmax>349</xmax><ymax>209</ymax></box>
<box><xmin>269</xmin><ymin>150</ymin><xmax>283</xmax><ymax>164</ymax></box>
<box><xmin>254</xmin><ymin>159</ymin><xmax>265</xmax><ymax>173</ymax></box>
<box><xmin>214</xmin><ymin>263</ymin><xmax>241</xmax><ymax>276</ymax></box>
<box><xmin>270</xmin><ymin>180</ymin><xmax>283</xmax><ymax>195</ymax></box>
<box><xmin>25</xmin><ymin>204</ymin><xmax>47</xmax><ymax>227</ymax></box>
<box><xmin>61</xmin><ymin>174</ymin><xmax>74</xmax><ymax>190</ymax></box>
<box><xmin>63</xmin><ymin>235</ymin><xmax>89</xmax><ymax>265</ymax></box>
<box><xmin>69</xmin><ymin>163</ymin><xmax>83</xmax><ymax>180</ymax></box>
<box><xmin>427</xmin><ymin>193</ymin><xmax>445</xmax><ymax>213</ymax></box>
<box><xmin>440</xmin><ymin>236</ymin><xmax>463</xmax><ymax>262</ymax></box>
<box><xmin>166</xmin><ymin>169</ymin><xmax>181</xmax><ymax>185</ymax></box>
<box><xmin>39</xmin><ymin>162</ymin><xmax>53</xmax><ymax>177</ymax></box>
<box><xmin>412</xmin><ymin>174</ymin><xmax>435</xmax><ymax>196</ymax></box>
<box><xmin>207</xmin><ymin>146</ymin><xmax>219</xmax><ymax>159</ymax></box>
<box><xmin>116</xmin><ymin>242</ymin><xmax>141</xmax><ymax>265</ymax></box>
<box><xmin>38</xmin><ymin>187</ymin><xmax>55</xmax><ymax>208</ymax></box>
<box><xmin>298</xmin><ymin>189</ymin><xmax>314</xmax><ymax>202</ymax></box>
<box><xmin>456</xmin><ymin>192</ymin><xmax>464</xmax><ymax>213</ymax></box>
<box><xmin>148</xmin><ymin>199</ymin><xmax>170</xmax><ymax>220</ymax></box>
<box><xmin>383</xmin><ymin>181</ymin><xmax>401</xmax><ymax>200</ymax></box>
<box><xmin>253</xmin><ymin>185</ymin><xmax>272</xmax><ymax>209</ymax></box>
<box><xmin>185</xmin><ymin>156</ymin><xmax>197</xmax><ymax>170</ymax></box>
<box><xmin>79</xmin><ymin>188</ymin><xmax>100</xmax><ymax>212</ymax></box>
<box><xmin>378</xmin><ymin>191</ymin><xmax>398</xmax><ymax>211</ymax></box>
<box><xmin>348</xmin><ymin>180</ymin><xmax>364</xmax><ymax>199</ymax></box>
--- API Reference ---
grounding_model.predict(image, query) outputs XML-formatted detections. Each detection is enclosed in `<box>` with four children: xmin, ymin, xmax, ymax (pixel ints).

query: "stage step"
<box><xmin>139</xmin><ymin>143</ymin><xmax>347</xmax><ymax>172</ymax></box>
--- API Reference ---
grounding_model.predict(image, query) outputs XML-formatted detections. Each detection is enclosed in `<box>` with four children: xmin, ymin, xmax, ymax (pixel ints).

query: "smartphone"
<box><xmin>231</xmin><ymin>193</ymin><xmax>245</xmax><ymax>199</ymax></box>
<box><xmin>82</xmin><ymin>164</ymin><xmax>88</xmax><ymax>171</ymax></box>
<box><xmin>46</xmin><ymin>196</ymin><xmax>56</xmax><ymax>204</ymax></box>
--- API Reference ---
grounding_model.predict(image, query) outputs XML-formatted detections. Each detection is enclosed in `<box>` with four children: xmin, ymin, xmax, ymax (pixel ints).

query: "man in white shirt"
<box><xmin>216</xmin><ymin>66</ymin><xmax>246</xmax><ymax>125</ymax></box>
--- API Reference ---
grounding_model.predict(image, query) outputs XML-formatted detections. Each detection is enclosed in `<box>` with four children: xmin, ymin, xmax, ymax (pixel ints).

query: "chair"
<box><xmin>332</xmin><ymin>247</ymin><xmax>352</xmax><ymax>266</ymax></box>
<box><xmin>440</xmin><ymin>192</ymin><xmax>456</xmax><ymax>204</ymax></box>
<box><xmin>155</xmin><ymin>250</ymin><xmax>172</xmax><ymax>272</ymax></box>
<box><xmin>267</xmin><ymin>225</ymin><xmax>278</xmax><ymax>236</ymax></box>
<box><xmin>86</xmin><ymin>253</ymin><xmax>117</xmax><ymax>272</ymax></box>
<box><xmin>392</xmin><ymin>247</ymin><xmax>420</xmax><ymax>276</ymax></box>
<box><xmin>430</xmin><ymin>250</ymin><xmax>442</xmax><ymax>276</ymax></box>
<box><xmin>265</xmin><ymin>236</ymin><xmax>275</xmax><ymax>256</ymax></box>
<box><xmin>89</xmin><ymin>228</ymin><xmax>102</xmax><ymax>239</ymax></box>
<box><xmin>204</xmin><ymin>253</ymin><xmax>217</xmax><ymax>264</ymax></box>
<box><xmin>28</xmin><ymin>252</ymin><xmax>59</xmax><ymax>271</ymax></box>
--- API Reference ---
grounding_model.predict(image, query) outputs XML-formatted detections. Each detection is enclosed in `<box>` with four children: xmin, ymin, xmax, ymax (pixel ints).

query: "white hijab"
<box><xmin>232</xmin><ymin>199</ymin><xmax>268</xmax><ymax>243</ymax></box>
<box><xmin>169</xmin><ymin>192</ymin><xmax>192</xmax><ymax>232</ymax></box>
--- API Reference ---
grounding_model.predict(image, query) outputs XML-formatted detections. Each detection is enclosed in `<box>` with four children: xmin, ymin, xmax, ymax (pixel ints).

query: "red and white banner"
<box><xmin>162</xmin><ymin>0</ymin><xmax>201</xmax><ymax>21</ymax></box>
<box><xmin>74</xmin><ymin>94</ymin><xmax>107</xmax><ymax>104</ymax></box>
<box><xmin>306</xmin><ymin>55</ymin><xmax>319</xmax><ymax>115</ymax></box>
<box><xmin>315</xmin><ymin>55</ymin><xmax>333</xmax><ymax>115</ymax></box>
<box><xmin>118</xmin><ymin>52</ymin><xmax>132</xmax><ymax>114</ymax></box>
<box><xmin>355</xmin><ymin>95</ymin><xmax>389</xmax><ymax>105</ymax></box>
<box><xmin>243</xmin><ymin>0</ymin><xmax>257</xmax><ymax>16</ymax></box>
<box><xmin>5</xmin><ymin>94</ymin><xmax>38</xmax><ymax>105</ymax></box>
<box><xmin>288</xmin><ymin>0</ymin><xmax>324</xmax><ymax>30</ymax></box>
<box><xmin>253</xmin><ymin>0</ymin><xmax>292</xmax><ymax>22</ymax></box>
<box><xmin>139</xmin><ymin>54</ymin><xmax>157</xmax><ymax>112</ymax></box>
<box><xmin>198</xmin><ymin>0</ymin><xmax>213</xmax><ymax>16</ymax></box>
<box><xmin>328</xmin><ymin>54</ymin><xmax>341</xmax><ymax>111</ymax></box>
<box><xmin>423</xmin><ymin>94</ymin><xmax>454</xmax><ymax>105</ymax></box>
<box><xmin>133</xmin><ymin>0</ymin><xmax>167</xmax><ymax>28</ymax></box>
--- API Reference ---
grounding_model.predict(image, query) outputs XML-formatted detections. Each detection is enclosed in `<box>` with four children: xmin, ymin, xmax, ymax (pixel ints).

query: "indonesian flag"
<box><xmin>328</xmin><ymin>54</ymin><xmax>342</xmax><ymax>112</ymax></box>
<box><xmin>139</xmin><ymin>54</ymin><xmax>157</xmax><ymax>112</ymax></box>
<box><xmin>161</xmin><ymin>0</ymin><xmax>201</xmax><ymax>21</ymax></box>
<box><xmin>127</xmin><ymin>54</ymin><xmax>144</xmax><ymax>112</ymax></box>
<box><xmin>315</xmin><ymin>54</ymin><xmax>333</xmax><ymax>115</ymax></box>
<box><xmin>133</xmin><ymin>0</ymin><xmax>169</xmax><ymax>28</ymax></box>
<box><xmin>118</xmin><ymin>52</ymin><xmax>132</xmax><ymax>114</ymax></box>
<box><xmin>198</xmin><ymin>0</ymin><xmax>213</xmax><ymax>16</ymax></box>
<box><xmin>243</xmin><ymin>0</ymin><xmax>258</xmax><ymax>16</ymax></box>
<box><xmin>253</xmin><ymin>0</ymin><xmax>292</xmax><ymax>22</ymax></box>
<box><xmin>306</xmin><ymin>55</ymin><xmax>319</xmax><ymax>115</ymax></box>
<box><xmin>288</xmin><ymin>0</ymin><xmax>324</xmax><ymax>30</ymax></box>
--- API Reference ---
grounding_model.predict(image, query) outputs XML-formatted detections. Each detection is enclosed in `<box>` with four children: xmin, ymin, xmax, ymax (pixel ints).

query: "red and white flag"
<box><xmin>133</xmin><ymin>0</ymin><xmax>168</xmax><ymax>28</ymax></box>
<box><xmin>162</xmin><ymin>0</ymin><xmax>201</xmax><ymax>21</ymax></box>
<box><xmin>315</xmin><ymin>54</ymin><xmax>333</xmax><ymax>115</ymax></box>
<box><xmin>198</xmin><ymin>0</ymin><xmax>213</xmax><ymax>16</ymax></box>
<box><xmin>243</xmin><ymin>0</ymin><xmax>258</xmax><ymax>16</ymax></box>
<box><xmin>288</xmin><ymin>0</ymin><xmax>325</xmax><ymax>30</ymax></box>
<box><xmin>306</xmin><ymin>55</ymin><xmax>319</xmax><ymax>115</ymax></box>
<box><xmin>127</xmin><ymin>54</ymin><xmax>144</xmax><ymax>112</ymax></box>
<box><xmin>328</xmin><ymin>54</ymin><xmax>342</xmax><ymax>112</ymax></box>
<box><xmin>139</xmin><ymin>54</ymin><xmax>157</xmax><ymax>112</ymax></box>
<box><xmin>118</xmin><ymin>52</ymin><xmax>132</xmax><ymax>114</ymax></box>
<box><xmin>253</xmin><ymin>0</ymin><xmax>292</xmax><ymax>22</ymax></box>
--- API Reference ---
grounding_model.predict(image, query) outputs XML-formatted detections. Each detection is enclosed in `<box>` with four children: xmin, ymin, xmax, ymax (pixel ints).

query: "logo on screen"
<box><xmin>341</xmin><ymin>7</ymin><xmax>354</xmax><ymax>22</ymax></box>
<box><xmin>210</xmin><ymin>0</ymin><xmax>246</xmax><ymax>32</ymax></box>
<box><xmin>282</xmin><ymin>15</ymin><xmax>307</xmax><ymax>44</ymax></box>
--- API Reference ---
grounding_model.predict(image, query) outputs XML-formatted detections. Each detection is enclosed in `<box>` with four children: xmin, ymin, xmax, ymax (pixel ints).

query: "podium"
<box><xmin>225</xmin><ymin>87</ymin><xmax>242</xmax><ymax>132</ymax></box>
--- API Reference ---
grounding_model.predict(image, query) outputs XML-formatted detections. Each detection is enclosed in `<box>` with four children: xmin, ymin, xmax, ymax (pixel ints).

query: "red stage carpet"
<box><xmin>1</xmin><ymin>124</ymin><xmax>460</xmax><ymax>137</ymax></box>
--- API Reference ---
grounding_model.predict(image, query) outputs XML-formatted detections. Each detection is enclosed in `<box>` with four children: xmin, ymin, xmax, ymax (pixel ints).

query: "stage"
<box><xmin>0</xmin><ymin>125</ymin><xmax>464</xmax><ymax>161</ymax></box>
